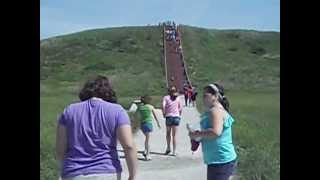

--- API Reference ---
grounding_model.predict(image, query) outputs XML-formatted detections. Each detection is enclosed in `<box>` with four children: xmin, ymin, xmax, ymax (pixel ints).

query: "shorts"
<box><xmin>62</xmin><ymin>173</ymin><xmax>121</xmax><ymax>180</ymax></box>
<box><xmin>207</xmin><ymin>160</ymin><xmax>237</xmax><ymax>180</ymax></box>
<box><xmin>141</xmin><ymin>122</ymin><xmax>153</xmax><ymax>133</ymax></box>
<box><xmin>165</xmin><ymin>116</ymin><xmax>181</xmax><ymax>126</ymax></box>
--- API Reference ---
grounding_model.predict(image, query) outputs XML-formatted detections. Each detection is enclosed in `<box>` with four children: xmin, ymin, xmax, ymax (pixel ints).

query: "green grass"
<box><xmin>41</xmin><ymin>25</ymin><xmax>279</xmax><ymax>180</ymax></box>
<box><xmin>181</xmin><ymin>26</ymin><xmax>279</xmax><ymax>91</ymax></box>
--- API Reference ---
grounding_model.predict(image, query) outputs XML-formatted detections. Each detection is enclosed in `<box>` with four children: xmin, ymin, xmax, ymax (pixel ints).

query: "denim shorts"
<box><xmin>141</xmin><ymin>122</ymin><xmax>153</xmax><ymax>133</ymax></box>
<box><xmin>207</xmin><ymin>160</ymin><xmax>237</xmax><ymax>180</ymax></box>
<box><xmin>165</xmin><ymin>116</ymin><xmax>181</xmax><ymax>126</ymax></box>
<box><xmin>62</xmin><ymin>173</ymin><xmax>121</xmax><ymax>180</ymax></box>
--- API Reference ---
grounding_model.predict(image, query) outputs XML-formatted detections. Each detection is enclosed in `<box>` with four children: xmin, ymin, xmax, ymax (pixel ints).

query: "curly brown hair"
<box><xmin>79</xmin><ymin>75</ymin><xmax>117</xmax><ymax>103</ymax></box>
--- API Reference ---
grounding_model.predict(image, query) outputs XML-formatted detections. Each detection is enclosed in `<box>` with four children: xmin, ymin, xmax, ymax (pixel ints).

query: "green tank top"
<box><xmin>137</xmin><ymin>104</ymin><xmax>154</xmax><ymax>124</ymax></box>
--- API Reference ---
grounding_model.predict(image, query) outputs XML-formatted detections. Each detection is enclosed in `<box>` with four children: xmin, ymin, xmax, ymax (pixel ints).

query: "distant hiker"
<box><xmin>137</xmin><ymin>95</ymin><xmax>161</xmax><ymax>161</ymax></box>
<box><xmin>183</xmin><ymin>84</ymin><xmax>189</xmax><ymax>106</ymax></box>
<box><xmin>162</xmin><ymin>86</ymin><xmax>182</xmax><ymax>156</ymax></box>
<box><xmin>173</xmin><ymin>29</ymin><xmax>177</xmax><ymax>39</ymax></box>
<box><xmin>189</xmin><ymin>83</ymin><xmax>237</xmax><ymax>180</ymax></box>
<box><xmin>177</xmin><ymin>44</ymin><xmax>182</xmax><ymax>54</ymax></box>
<box><xmin>169</xmin><ymin>30</ymin><xmax>174</xmax><ymax>41</ymax></box>
<box><xmin>176</xmin><ymin>34</ymin><xmax>181</xmax><ymax>46</ymax></box>
<box><xmin>187</xmin><ymin>85</ymin><xmax>193</xmax><ymax>106</ymax></box>
<box><xmin>166</xmin><ymin>30</ymin><xmax>173</xmax><ymax>41</ymax></box>
<box><xmin>172</xmin><ymin>32</ymin><xmax>176</xmax><ymax>41</ymax></box>
<box><xmin>56</xmin><ymin>75</ymin><xmax>138</xmax><ymax>180</ymax></box>
<box><xmin>165</xmin><ymin>30</ymin><xmax>171</xmax><ymax>40</ymax></box>
<box><xmin>191</xmin><ymin>87</ymin><xmax>198</xmax><ymax>107</ymax></box>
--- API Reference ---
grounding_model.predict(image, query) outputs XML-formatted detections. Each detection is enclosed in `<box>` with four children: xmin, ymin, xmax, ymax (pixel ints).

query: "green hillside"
<box><xmin>181</xmin><ymin>25</ymin><xmax>279</xmax><ymax>91</ymax></box>
<box><xmin>40</xmin><ymin>25</ymin><xmax>279</xmax><ymax>180</ymax></box>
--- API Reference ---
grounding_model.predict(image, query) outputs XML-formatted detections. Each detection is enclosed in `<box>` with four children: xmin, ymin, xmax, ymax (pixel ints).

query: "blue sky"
<box><xmin>40</xmin><ymin>0</ymin><xmax>280</xmax><ymax>39</ymax></box>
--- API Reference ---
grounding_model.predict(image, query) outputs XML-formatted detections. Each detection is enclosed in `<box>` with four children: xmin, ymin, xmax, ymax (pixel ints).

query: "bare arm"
<box><xmin>178</xmin><ymin>100</ymin><xmax>182</xmax><ymax>116</ymax></box>
<box><xmin>56</xmin><ymin>124</ymin><xmax>67</xmax><ymax>171</ymax></box>
<box><xmin>189</xmin><ymin>109</ymin><xmax>224</xmax><ymax>139</ymax></box>
<box><xmin>117</xmin><ymin>125</ymin><xmax>138</xmax><ymax>180</ymax></box>
<box><xmin>162</xmin><ymin>97</ymin><xmax>166</xmax><ymax>117</ymax></box>
<box><xmin>152</xmin><ymin>109</ymin><xmax>161</xmax><ymax>128</ymax></box>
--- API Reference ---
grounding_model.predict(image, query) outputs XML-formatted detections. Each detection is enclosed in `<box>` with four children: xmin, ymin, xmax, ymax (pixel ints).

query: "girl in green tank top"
<box><xmin>137</xmin><ymin>95</ymin><xmax>161</xmax><ymax>161</ymax></box>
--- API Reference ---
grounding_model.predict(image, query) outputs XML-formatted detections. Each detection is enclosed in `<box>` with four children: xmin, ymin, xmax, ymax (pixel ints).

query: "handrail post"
<box><xmin>163</xmin><ymin>25</ymin><xmax>169</xmax><ymax>88</ymax></box>
<box><xmin>178</xmin><ymin>25</ymin><xmax>192</xmax><ymax>87</ymax></box>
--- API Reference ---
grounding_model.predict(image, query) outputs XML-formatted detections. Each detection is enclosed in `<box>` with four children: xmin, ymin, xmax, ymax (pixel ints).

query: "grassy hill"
<box><xmin>40</xmin><ymin>25</ymin><xmax>279</xmax><ymax>180</ymax></box>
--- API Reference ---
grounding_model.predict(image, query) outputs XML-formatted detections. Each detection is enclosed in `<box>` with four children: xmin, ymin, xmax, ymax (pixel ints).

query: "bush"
<box><xmin>250</xmin><ymin>47</ymin><xmax>266</xmax><ymax>55</ymax></box>
<box><xmin>146</xmin><ymin>35</ymin><xmax>152</xmax><ymax>40</ymax></box>
<box><xmin>84</xmin><ymin>62</ymin><xmax>115</xmax><ymax>71</ymax></box>
<box><xmin>226</xmin><ymin>33</ymin><xmax>240</xmax><ymax>39</ymax></box>
<box><xmin>229</xmin><ymin>47</ymin><xmax>238</xmax><ymax>52</ymax></box>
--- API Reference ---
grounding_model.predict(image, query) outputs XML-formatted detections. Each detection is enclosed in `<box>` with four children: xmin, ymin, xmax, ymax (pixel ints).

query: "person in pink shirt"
<box><xmin>162</xmin><ymin>86</ymin><xmax>182</xmax><ymax>156</ymax></box>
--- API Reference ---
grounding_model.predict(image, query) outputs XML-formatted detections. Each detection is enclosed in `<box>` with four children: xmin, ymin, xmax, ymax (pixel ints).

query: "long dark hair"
<box><xmin>79</xmin><ymin>75</ymin><xmax>117</xmax><ymax>103</ymax></box>
<box><xmin>204</xmin><ymin>83</ymin><xmax>230</xmax><ymax>112</ymax></box>
<box><xmin>168</xmin><ymin>86</ymin><xmax>178</xmax><ymax>101</ymax></box>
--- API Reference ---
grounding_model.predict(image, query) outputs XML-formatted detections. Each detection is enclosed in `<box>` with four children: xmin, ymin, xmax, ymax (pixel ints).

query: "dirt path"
<box><xmin>118</xmin><ymin>96</ymin><xmax>207</xmax><ymax>180</ymax></box>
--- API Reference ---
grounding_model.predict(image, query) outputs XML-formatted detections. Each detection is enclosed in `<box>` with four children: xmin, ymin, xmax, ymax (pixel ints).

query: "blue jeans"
<box><xmin>207</xmin><ymin>160</ymin><xmax>237</xmax><ymax>180</ymax></box>
<box><xmin>141</xmin><ymin>122</ymin><xmax>153</xmax><ymax>133</ymax></box>
<box><xmin>165</xmin><ymin>116</ymin><xmax>181</xmax><ymax>126</ymax></box>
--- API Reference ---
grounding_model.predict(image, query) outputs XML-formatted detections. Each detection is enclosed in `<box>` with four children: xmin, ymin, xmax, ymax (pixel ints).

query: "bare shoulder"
<box><xmin>209</xmin><ymin>107</ymin><xmax>225</xmax><ymax>118</ymax></box>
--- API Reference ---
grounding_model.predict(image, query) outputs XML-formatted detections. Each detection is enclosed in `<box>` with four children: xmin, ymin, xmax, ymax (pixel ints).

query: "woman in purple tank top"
<box><xmin>56</xmin><ymin>76</ymin><xmax>138</xmax><ymax>180</ymax></box>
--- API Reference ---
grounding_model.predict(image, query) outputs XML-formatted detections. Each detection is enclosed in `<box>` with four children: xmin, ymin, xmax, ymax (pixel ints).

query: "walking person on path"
<box><xmin>162</xmin><ymin>86</ymin><xmax>182</xmax><ymax>156</ymax></box>
<box><xmin>56</xmin><ymin>76</ymin><xmax>138</xmax><ymax>180</ymax></box>
<box><xmin>189</xmin><ymin>83</ymin><xmax>237</xmax><ymax>180</ymax></box>
<box><xmin>187</xmin><ymin>85</ymin><xmax>193</xmax><ymax>106</ymax></box>
<box><xmin>137</xmin><ymin>95</ymin><xmax>161</xmax><ymax>161</ymax></box>
<box><xmin>191</xmin><ymin>86</ymin><xmax>198</xmax><ymax>107</ymax></box>
<box><xmin>183</xmin><ymin>84</ymin><xmax>189</xmax><ymax>106</ymax></box>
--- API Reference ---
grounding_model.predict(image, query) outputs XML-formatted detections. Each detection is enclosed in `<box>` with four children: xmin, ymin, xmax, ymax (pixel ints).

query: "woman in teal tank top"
<box><xmin>189</xmin><ymin>83</ymin><xmax>237</xmax><ymax>180</ymax></box>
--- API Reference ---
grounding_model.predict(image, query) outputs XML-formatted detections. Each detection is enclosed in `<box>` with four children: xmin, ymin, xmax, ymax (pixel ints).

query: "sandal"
<box><xmin>164</xmin><ymin>149</ymin><xmax>171</xmax><ymax>155</ymax></box>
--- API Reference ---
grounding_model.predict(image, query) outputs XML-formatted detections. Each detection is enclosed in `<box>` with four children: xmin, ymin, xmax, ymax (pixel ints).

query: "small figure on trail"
<box><xmin>187</xmin><ymin>84</ymin><xmax>193</xmax><ymax>106</ymax></box>
<box><xmin>191</xmin><ymin>86</ymin><xmax>198</xmax><ymax>107</ymax></box>
<box><xmin>175</xmin><ymin>32</ymin><xmax>180</xmax><ymax>46</ymax></box>
<box><xmin>172</xmin><ymin>31</ymin><xmax>176</xmax><ymax>41</ymax></box>
<box><xmin>162</xmin><ymin>86</ymin><xmax>182</xmax><ymax>156</ymax></box>
<box><xmin>183</xmin><ymin>84</ymin><xmax>189</xmax><ymax>106</ymax></box>
<box><xmin>137</xmin><ymin>95</ymin><xmax>161</xmax><ymax>161</ymax></box>
<box><xmin>176</xmin><ymin>44</ymin><xmax>182</xmax><ymax>53</ymax></box>
<box><xmin>188</xmin><ymin>83</ymin><xmax>237</xmax><ymax>180</ymax></box>
<box><xmin>165</xmin><ymin>29</ymin><xmax>171</xmax><ymax>40</ymax></box>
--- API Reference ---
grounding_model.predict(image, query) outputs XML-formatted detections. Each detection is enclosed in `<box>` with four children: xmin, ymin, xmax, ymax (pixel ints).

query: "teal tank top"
<box><xmin>200</xmin><ymin>110</ymin><xmax>237</xmax><ymax>164</ymax></box>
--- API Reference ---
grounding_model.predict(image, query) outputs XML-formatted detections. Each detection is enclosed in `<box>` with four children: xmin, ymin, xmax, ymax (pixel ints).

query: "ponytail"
<box><xmin>219</xmin><ymin>96</ymin><xmax>230</xmax><ymax>112</ymax></box>
<box><xmin>214</xmin><ymin>83</ymin><xmax>230</xmax><ymax>112</ymax></box>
